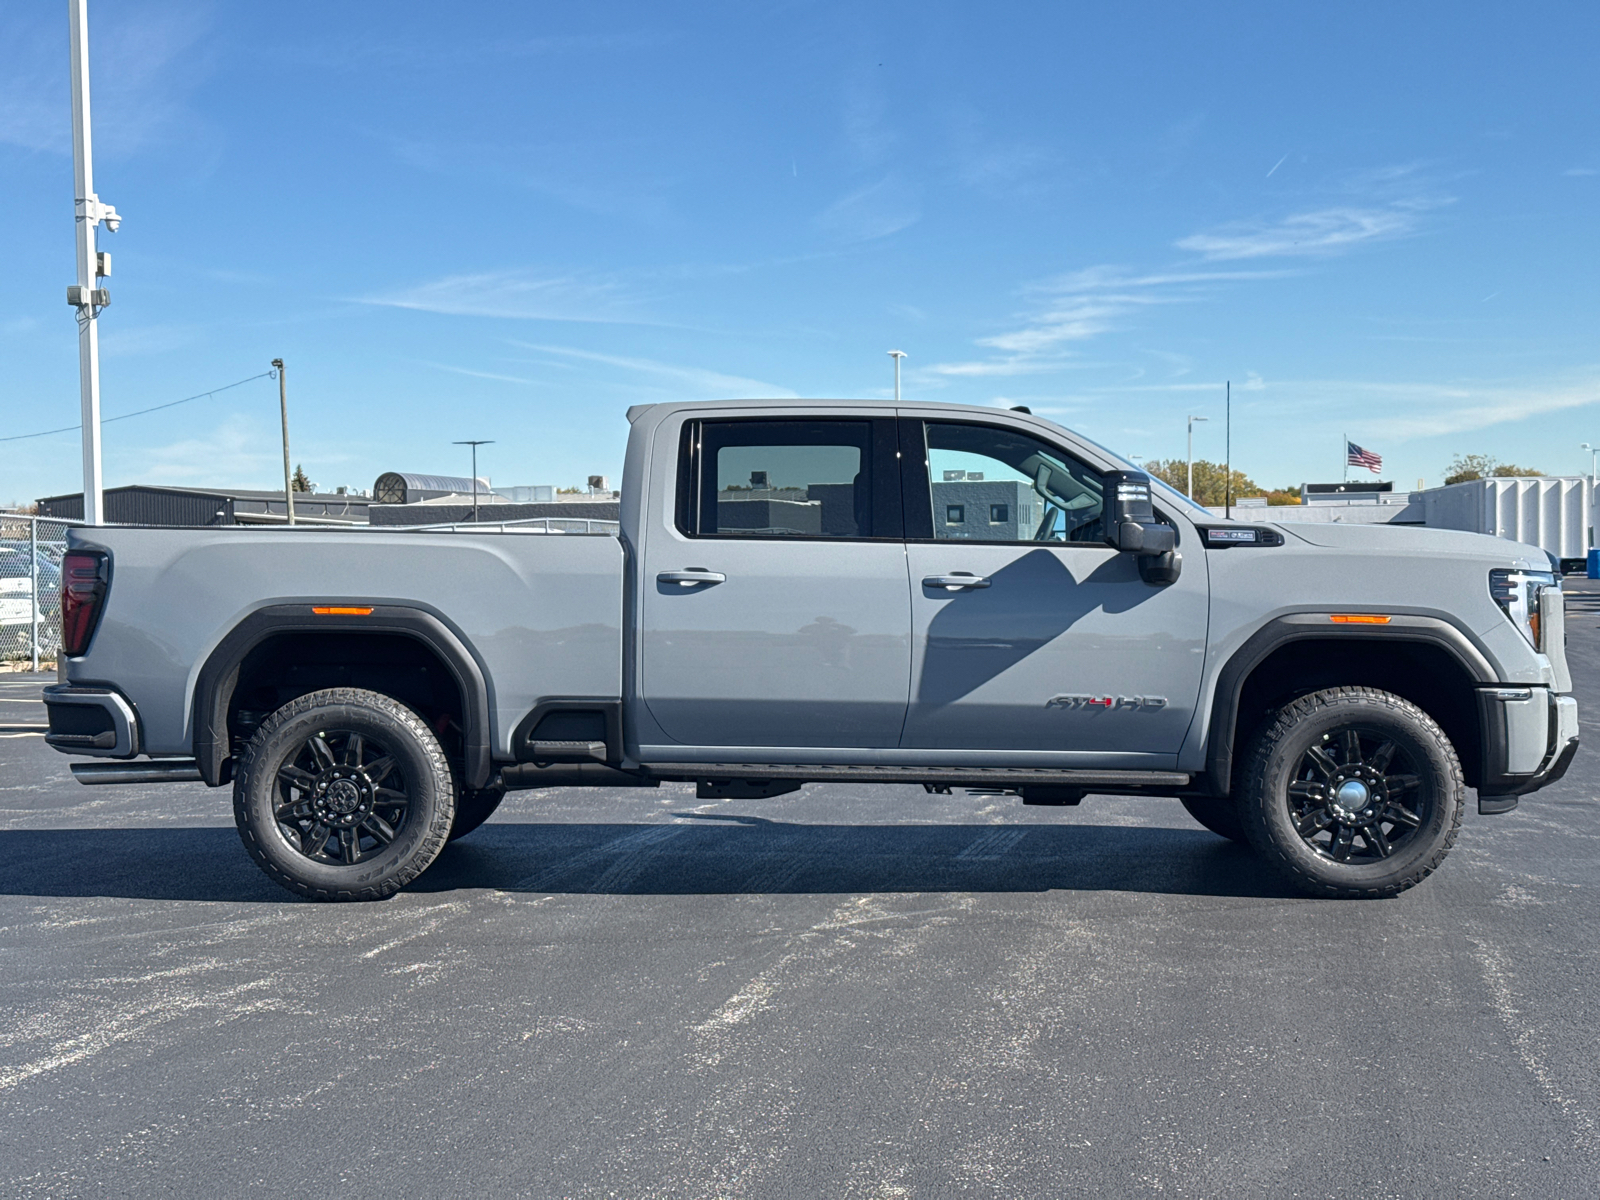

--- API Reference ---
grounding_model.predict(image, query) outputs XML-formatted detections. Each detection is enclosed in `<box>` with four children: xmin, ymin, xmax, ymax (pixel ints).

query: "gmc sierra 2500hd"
<box><xmin>45</xmin><ymin>399</ymin><xmax>1578</xmax><ymax>901</ymax></box>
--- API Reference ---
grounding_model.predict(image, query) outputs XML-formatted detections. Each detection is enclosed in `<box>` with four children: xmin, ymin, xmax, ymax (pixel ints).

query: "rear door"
<box><xmin>636</xmin><ymin>414</ymin><xmax>911</xmax><ymax>750</ymax></box>
<box><xmin>899</xmin><ymin>417</ymin><xmax>1208</xmax><ymax>763</ymax></box>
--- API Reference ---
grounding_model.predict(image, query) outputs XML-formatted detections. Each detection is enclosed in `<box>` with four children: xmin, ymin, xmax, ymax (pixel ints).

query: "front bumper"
<box><xmin>1476</xmin><ymin>687</ymin><xmax>1579</xmax><ymax>814</ymax></box>
<box><xmin>42</xmin><ymin>685</ymin><xmax>140</xmax><ymax>758</ymax></box>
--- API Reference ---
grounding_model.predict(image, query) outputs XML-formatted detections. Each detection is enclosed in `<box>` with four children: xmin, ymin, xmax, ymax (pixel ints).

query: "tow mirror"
<box><xmin>1103</xmin><ymin>471</ymin><xmax>1176</xmax><ymax>556</ymax></box>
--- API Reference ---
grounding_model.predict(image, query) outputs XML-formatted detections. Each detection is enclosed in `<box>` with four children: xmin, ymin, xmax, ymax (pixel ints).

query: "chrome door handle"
<box><xmin>922</xmin><ymin>574</ymin><xmax>991</xmax><ymax>590</ymax></box>
<box><xmin>658</xmin><ymin>569</ymin><xmax>727</xmax><ymax>586</ymax></box>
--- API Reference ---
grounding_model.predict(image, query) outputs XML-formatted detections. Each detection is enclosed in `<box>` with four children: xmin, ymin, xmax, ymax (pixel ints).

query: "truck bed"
<box><xmin>68</xmin><ymin>525</ymin><xmax>625</xmax><ymax>759</ymax></box>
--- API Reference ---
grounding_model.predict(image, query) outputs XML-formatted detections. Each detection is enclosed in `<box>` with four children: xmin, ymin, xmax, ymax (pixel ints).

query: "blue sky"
<box><xmin>3</xmin><ymin>1</ymin><xmax>1598</xmax><ymax>505</ymax></box>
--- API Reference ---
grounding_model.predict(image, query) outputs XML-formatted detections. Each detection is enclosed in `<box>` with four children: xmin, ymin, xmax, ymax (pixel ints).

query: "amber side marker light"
<box><xmin>1329</xmin><ymin>613</ymin><xmax>1391</xmax><ymax>625</ymax></box>
<box><xmin>312</xmin><ymin>606</ymin><xmax>374</xmax><ymax>616</ymax></box>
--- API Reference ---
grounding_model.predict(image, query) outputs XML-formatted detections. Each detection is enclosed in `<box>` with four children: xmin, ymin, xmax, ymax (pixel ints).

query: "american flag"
<box><xmin>1347</xmin><ymin>440</ymin><xmax>1383</xmax><ymax>475</ymax></box>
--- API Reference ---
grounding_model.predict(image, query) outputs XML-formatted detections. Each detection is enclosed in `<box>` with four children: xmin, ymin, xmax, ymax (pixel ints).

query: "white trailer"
<box><xmin>1421</xmin><ymin>476</ymin><xmax>1592</xmax><ymax>571</ymax></box>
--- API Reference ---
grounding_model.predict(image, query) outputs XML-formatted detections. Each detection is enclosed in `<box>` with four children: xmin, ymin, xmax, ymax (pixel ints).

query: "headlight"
<box><xmin>1489</xmin><ymin>568</ymin><xmax>1558</xmax><ymax>648</ymax></box>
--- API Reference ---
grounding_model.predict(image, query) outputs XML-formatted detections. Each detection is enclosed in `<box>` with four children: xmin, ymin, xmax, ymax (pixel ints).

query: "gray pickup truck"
<box><xmin>46</xmin><ymin>399</ymin><xmax>1579</xmax><ymax>901</ymax></box>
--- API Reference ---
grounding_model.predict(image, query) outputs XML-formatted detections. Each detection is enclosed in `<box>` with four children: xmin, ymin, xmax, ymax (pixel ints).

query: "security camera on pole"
<box><xmin>67</xmin><ymin>0</ymin><xmax>120</xmax><ymax>526</ymax></box>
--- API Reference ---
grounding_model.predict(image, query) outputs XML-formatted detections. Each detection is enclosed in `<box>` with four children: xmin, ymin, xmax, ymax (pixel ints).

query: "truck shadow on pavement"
<box><xmin>0</xmin><ymin>819</ymin><xmax>1298</xmax><ymax>903</ymax></box>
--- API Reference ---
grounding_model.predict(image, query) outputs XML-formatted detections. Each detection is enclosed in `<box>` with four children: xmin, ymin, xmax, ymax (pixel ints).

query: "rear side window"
<box><xmin>677</xmin><ymin>418</ymin><xmax>901</xmax><ymax>539</ymax></box>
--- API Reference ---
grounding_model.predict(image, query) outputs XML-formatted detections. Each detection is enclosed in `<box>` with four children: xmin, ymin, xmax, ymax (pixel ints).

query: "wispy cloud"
<box><xmin>814</xmin><ymin>175</ymin><xmax>921</xmax><ymax>242</ymax></box>
<box><xmin>508</xmin><ymin>342</ymin><xmax>797</xmax><ymax>398</ymax></box>
<box><xmin>1178</xmin><ymin>164</ymin><xmax>1453</xmax><ymax>260</ymax></box>
<box><xmin>1564</xmin><ymin>167</ymin><xmax>1598</xmax><ymax>177</ymax></box>
<box><xmin>0</xmin><ymin>5</ymin><xmax>214</xmax><ymax>156</ymax></box>
<box><xmin>924</xmin><ymin>266</ymin><xmax>1287</xmax><ymax>379</ymax></box>
<box><xmin>417</xmin><ymin>361</ymin><xmax>543</xmax><ymax>387</ymax></box>
<box><xmin>127</xmin><ymin>414</ymin><xmax>280</xmax><ymax>486</ymax></box>
<box><xmin>360</xmin><ymin>270</ymin><xmax>656</xmax><ymax>325</ymax></box>
<box><xmin>268</xmin><ymin>31</ymin><xmax>662</xmax><ymax>71</ymax></box>
<box><xmin>1176</xmin><ymin>205</ymin><xmax>1429</xmax><ymax>260</ymax></box>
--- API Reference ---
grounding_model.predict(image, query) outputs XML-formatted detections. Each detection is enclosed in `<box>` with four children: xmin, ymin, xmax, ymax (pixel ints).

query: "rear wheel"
<box><xmin>1179</xmin><ymin>794</ymin><xmax>1247</xmax><ymax>843</ymax></box>
<box><xmin>233</xmin><ymin>688</ymin><xmax>455</xmax><ymax>901</ymax></box>
<box><xmin>1238</xmin><ymin>687</ymin><xmax>1462</xmax><ymax>899</ymax></box>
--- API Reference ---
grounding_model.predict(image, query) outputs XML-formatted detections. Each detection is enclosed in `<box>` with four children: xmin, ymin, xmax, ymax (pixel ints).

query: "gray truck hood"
<box><xmin>1267</xmin><ymin>521</ymin><xmax>1548</xmax><ymax>567</ymax></box>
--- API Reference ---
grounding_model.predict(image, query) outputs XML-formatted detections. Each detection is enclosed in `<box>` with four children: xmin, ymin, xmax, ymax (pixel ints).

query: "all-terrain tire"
<box><xmin>233</xmin><ymin>688</ymin><xmax>456</xmax><ymax>901</ymax></box>
<box><xmin>1179</xmin><ymin>794</ymin><xmax>1248</xmax><ymax>843</ymax></box>
<box><xmin>449</xmin><ymin>781</ymin><xmax>506</xmax><ymax>842</ymax></box>
<box><xmin>1238</xmin><ymin>686</ymin><xmax>1463</xmax><ymax>899</ymax></box>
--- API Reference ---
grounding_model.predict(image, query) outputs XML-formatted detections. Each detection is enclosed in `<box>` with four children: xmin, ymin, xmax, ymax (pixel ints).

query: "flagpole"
<box><xmin>1343</xmin><ymin>432</ymin><xmax>1348</xmax><ymax>484</ymax></box>
<box><xmin>1225</xmin><ymin>380</ymin><xmax>1231</xmax><ymax>520</ymax></box>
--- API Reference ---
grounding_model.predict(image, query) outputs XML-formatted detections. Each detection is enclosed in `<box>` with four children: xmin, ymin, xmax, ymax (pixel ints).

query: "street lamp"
<box><xmin>1582</xmin><ymin>443</ymin><xmax>1598</xmax><ymax>488</ymax></box>
<box><xmin>453</xmin><ymin>440</ymin><xmax>494</xmax><ymax>523</ymax></box>
<box><xmin>1187</xmin><ymin>415</ymin><xmax>1209</xmax><ymax>498</ymax></box>
<box><xmin>888</xmin><ymin>350</ymin><xmax>907</xmax><ymax>402</ymax></box>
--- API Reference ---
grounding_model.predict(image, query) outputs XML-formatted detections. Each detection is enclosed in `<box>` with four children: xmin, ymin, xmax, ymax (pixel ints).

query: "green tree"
<box><xmin>1144</xmin><ymin>458</ymin><xmax>1264</xmax><ymax>508</ymax></box>
<box><xmin>291</xmin><ymin>464</ymin><xmax>312</xmax><ymax>492</ymax></box>
<box><xmin>1443</xmin><ymin>454</ymin><xmax>1543</xmax><ymax>485</ymax></box>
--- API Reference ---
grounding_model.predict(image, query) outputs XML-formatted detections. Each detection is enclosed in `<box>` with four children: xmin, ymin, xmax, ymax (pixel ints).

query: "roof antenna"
<box><xmin>1010</xmin><ymin>405</ymin><xmax>1032</xmax><ymax>414</ymax></box>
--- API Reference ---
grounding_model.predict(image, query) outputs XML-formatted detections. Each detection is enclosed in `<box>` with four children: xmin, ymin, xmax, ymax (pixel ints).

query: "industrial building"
<box><xmin>36</xmin><ymin>484</ymin><xmax>371</xmax><ymax>526</ymax></box>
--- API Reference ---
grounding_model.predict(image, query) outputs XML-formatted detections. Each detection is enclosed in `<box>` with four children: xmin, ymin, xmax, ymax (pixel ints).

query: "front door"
<box><xmin>900</xmin><ymin>418</ymin><xmax>1208</xmax><ymax>763</ymax></box>
<box><xmin>637</xmin><ymin>414</ymin><xmax>911</xmax><ymax>751</ymax></box>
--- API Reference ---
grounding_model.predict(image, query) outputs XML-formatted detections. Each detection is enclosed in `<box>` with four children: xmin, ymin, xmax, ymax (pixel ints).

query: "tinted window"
<box><xmin>682</xmin><ymin>419</ymin><xmax>879</xmax><ymax>538</ymax></box>
<box><xmin>924</xmin><ymin>422</ymin><xmax>1105</xmax><ymax>543</ymax></box>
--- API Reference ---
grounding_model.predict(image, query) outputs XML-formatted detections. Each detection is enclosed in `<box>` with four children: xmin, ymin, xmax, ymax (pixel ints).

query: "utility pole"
<box><xmin>272</xmin><ymin>359</ymin><xmax>295</xmax><ymax>525</ymax></box>
<box><xmin>1186</xmin><ymin>415</ymin><xmax>1208</xmax><ymax>499</ymax></box>
<box><xmin>68</xmin><ymin>0</ymin><xmax>120</xmax><ymax>526</ymax></box>
<box><xmin>1224</xmin><ymin>381</ymin><xmax>1232</xmax><ymax>520</ymax></box>
<box><xmin>1581</xmin><ymin>442</ymin><xmax>1597</xmax><ymax>489</ymax></box>
<box><xmin>888</xmin><ymin>350</ymin><xmax>907</xmax><ymax>402</ymax></box>
<box><xmin>454</xmin><ymin>440</ymin><xmax>494</xmax><ymax>523</ymax></box>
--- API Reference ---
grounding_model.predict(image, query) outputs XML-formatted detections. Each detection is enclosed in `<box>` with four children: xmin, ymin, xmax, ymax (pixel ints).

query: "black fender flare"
<box><xmin>1204</xmin><ymin>612</ymin><xmax>1497</xmax><ymax>796</ymax></box>
<box><xmin>191</xmin><ymin>603</ymin><xmax>493</xmax><ymax>789</ymax></box>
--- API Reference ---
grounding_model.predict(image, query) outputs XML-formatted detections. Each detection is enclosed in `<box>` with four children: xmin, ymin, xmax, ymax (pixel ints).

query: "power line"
<box><xmin>1</xmin><ymin>371</ymin><xmax>276</xmax><ymax>443</ymax></box>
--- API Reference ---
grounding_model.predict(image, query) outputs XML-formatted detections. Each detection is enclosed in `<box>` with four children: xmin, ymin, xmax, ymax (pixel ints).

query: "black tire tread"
<box><xmin>1238</xmin><ymin>686</ymin><xmax>1463</xmax><ymax>899</ymax></box>
<box><xmin>233</xmin><ymin>687</ymin><xmax>455</xmax><ymax>902</ymax></box>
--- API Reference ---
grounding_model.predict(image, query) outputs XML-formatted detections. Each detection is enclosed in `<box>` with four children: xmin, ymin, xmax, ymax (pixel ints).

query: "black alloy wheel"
<box><xmin>234</xmin><ymin>688</ymin><xmax>455</xmax><ymax>901</ymax></box>
<box><xmin>1285</xmin><ymin>727</ymin><xmax>1428</xmax><ymax>864</ymax></box>
<box><xmin>1238</xmin><ymin>687</ymin><xmax>1463</xmax><ymax>899</ymax></box>
<box><xmin>274</xmin><ymin>729</ymin><xmax>412</xmax><ymax>865</ymax></box>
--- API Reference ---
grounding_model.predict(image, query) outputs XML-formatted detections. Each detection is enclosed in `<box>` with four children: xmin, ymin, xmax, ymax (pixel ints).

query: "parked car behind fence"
<box><xmin>0</xmin><ymin>515</ymin><xmax>74</xmax><ymax>666</ymax></box>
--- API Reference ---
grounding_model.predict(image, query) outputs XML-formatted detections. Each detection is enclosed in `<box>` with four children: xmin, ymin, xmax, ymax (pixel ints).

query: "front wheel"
<box><xmin>1237</xmin><ymin>687</ymin><xmax>1463</xmax><ymax>899</ymax></box>
<box><xmin>233</xmin><ymin>688</ymin><xmax>456</xmax><ymax>901</ymax></box>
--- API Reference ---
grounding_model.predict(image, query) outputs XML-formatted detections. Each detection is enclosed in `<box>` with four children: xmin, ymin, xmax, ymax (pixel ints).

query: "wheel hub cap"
<box><xmin>312</xmin><ymin>768</ymin><xmax>373</xmax><ymax>828</ymax></box>
<box><xmin>1332</xmin><ymin>778</ymin><xmax>1371</xmax><ymax>817</ymax></box>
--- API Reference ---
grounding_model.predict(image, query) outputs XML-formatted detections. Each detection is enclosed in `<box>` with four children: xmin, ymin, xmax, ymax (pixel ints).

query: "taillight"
<box><xmin>61</xmin><ymin>551</ymin><xmax>109</xmax><ymax>656</ymax></box>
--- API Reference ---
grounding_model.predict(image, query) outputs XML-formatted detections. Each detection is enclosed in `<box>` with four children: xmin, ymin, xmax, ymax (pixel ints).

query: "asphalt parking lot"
<box><xmin>4</xmin><ymin>588</ymin><xmax>1600</xmax><ymax>1199</ymax></box>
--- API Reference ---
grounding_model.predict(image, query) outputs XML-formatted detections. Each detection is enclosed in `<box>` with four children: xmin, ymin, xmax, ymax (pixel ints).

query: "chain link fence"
<box><xmin>1</xmin><ymin>514</ymin><xmax>76</xmax><ymax>670</ymax></box>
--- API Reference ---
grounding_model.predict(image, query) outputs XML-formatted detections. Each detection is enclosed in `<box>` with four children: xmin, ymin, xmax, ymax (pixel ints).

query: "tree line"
<box><xmin>1143</xmin><ymin>453</ymin><xmax>1545</xmax><ymax>507</ymax></box>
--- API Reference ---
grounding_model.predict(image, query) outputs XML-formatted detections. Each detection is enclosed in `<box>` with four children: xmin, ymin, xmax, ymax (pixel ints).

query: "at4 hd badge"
<box><xmin>1045</xmin><ymin>694</ymin><xmax>1168</xmax><ymax>711</ymax></box>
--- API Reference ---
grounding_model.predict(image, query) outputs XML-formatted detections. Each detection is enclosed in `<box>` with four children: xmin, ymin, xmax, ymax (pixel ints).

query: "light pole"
<box><xmin>1582</xmin><ymin>443</ymin><xmax>1598</xmax><ymax>488</ymax></box>
<box><xmin>454</xmin><ymin>440</ymin><xmax>494</xmax><ymax>523</ymax></box>
<box><xmin>272</xmin><ymin>359</ymin><xmax>295</xmax><ymax>525</ymax></box>
<box><xmin>68</xmin><ymin>0</ymin><xmax>121</xmax><ymax>526</ymax></box>
<box><xmin>888</xmin><ymin>350</ymin><xmax>907</xmax><ymax>402</ymax></box>
<box><xmin>1186</xmin><ymin>415</ymin><xmax>1208</xmax><ymax>498</ymax></box>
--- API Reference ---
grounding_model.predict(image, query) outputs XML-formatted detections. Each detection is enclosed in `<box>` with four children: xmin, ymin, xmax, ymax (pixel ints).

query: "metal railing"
<box><xmin>407</xmin><ymin>516</ymin><xmax>621</xmax><ymax>535</ymax></box>
<box><xmin>1</xmin><ymin>514</ymin><xmax>77</xmax><ymax>670</ymax></box>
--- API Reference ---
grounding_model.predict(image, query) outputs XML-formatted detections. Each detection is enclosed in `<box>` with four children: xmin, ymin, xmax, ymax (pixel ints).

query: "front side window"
<box><xmin>680</xmin><ymin>419</ymin><xmax>881</xmax><ymax>538</ymax></box>
<box><xmin>924</xmin><ymin>422</ymin><xmax>1105</xmax><ymax>543</ymax></box>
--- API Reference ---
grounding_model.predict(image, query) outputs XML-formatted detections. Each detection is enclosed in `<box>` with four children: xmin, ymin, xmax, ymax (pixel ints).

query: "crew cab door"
<box><xmin>899</xmin><ymin>417</ymin><xmax>1208</xmax><ymax>763</ymax></box>
<box><xmin>636</xmin><ymin>414</ymin><xmax>911</xmax><ymax>750</ymax></box>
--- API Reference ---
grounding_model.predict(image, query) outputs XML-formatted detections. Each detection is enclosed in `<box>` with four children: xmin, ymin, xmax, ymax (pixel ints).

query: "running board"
<box><xmin>71</xmin><ymin>759</ymin><xmax>204</xmax><ymax>785</ymax></box>
<box><xmin>640</xmin><ymin>763</ymin><xmax>1189</xmax><ymax>789</ymax></box>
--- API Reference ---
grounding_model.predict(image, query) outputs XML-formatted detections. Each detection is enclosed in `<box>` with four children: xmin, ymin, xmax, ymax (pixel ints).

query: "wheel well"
<box><xmin>227</xmin><ymin>632</ymin><xmax>466</xmax><ymax>765</ymax></box>
<box><xmin>1230</xmin><ymin>638</ymin><xmax>1482</xmax><ymax>788</ymax></box>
